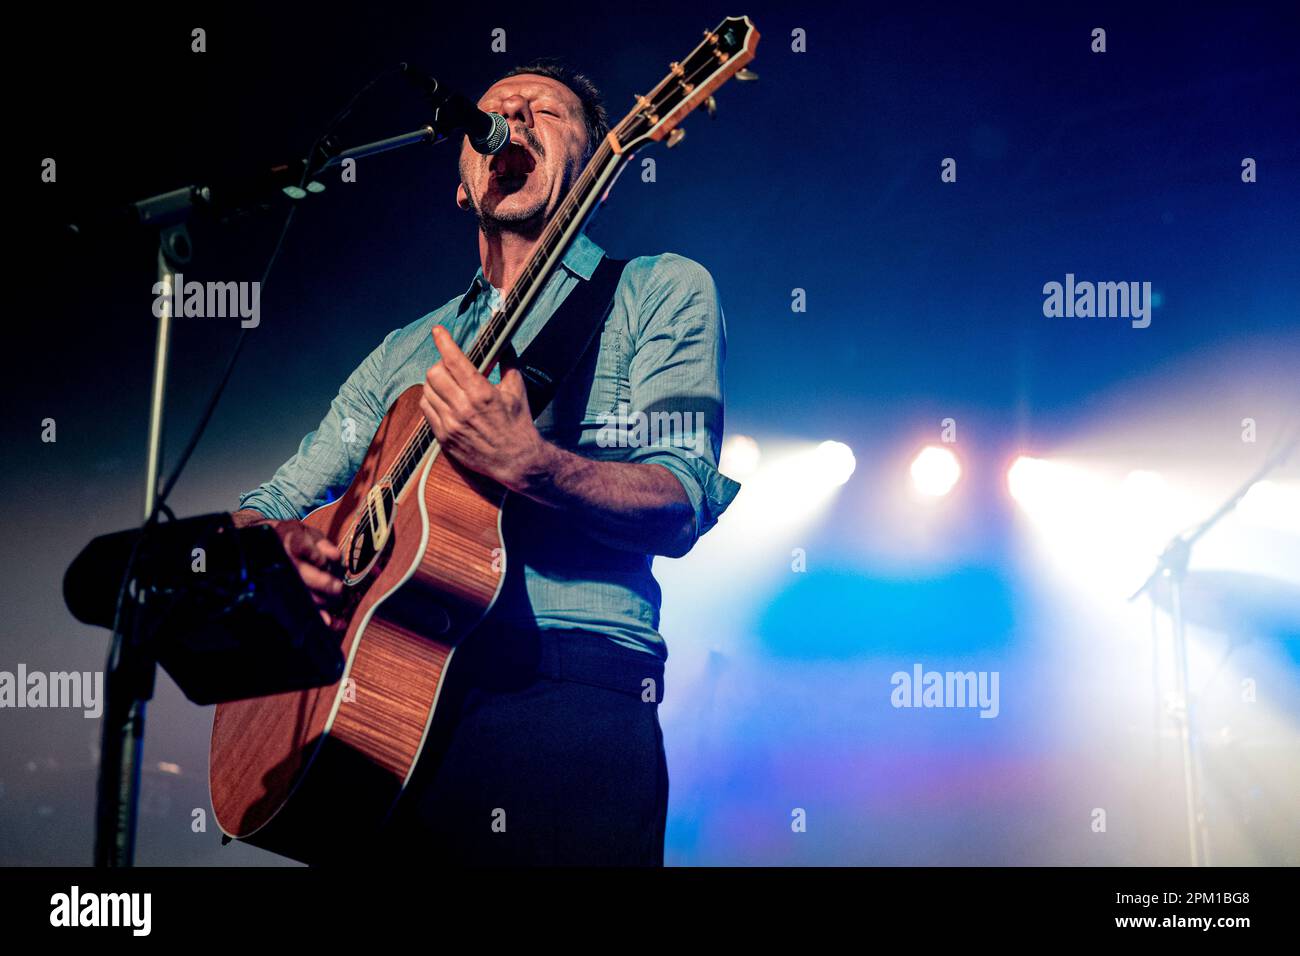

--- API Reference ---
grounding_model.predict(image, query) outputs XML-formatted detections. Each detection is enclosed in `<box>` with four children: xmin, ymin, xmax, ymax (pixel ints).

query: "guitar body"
<box><xmin>208</xmin><ymin>386</ymin><xmax>507</xmax><ymax>863</ymax></box>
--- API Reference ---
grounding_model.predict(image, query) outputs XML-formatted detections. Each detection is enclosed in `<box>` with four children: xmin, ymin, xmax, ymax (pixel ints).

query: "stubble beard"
<box><xmin>459</xmin><ymin>148</ymin><xmax>585</xmax><ymax>240</ymax></box>
<box><xmin>459</xmin><ymin>148</ymin><xmax>547</xmax><ymax>239</ymax></box>
<box><xmin>463</xmin><ymin>186</ymin><xmax>546</xmax><ymax>239</ymax></box>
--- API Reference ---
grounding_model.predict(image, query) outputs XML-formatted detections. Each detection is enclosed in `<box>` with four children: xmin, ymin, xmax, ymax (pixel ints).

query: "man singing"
<box><xmin>232</xmin><ymin>61</ymin><xmax>739</xmax><ymax>865</ymax></box>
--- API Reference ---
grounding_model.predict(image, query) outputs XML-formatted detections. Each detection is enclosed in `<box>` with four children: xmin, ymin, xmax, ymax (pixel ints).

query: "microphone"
<box><xmin>401</xmin><ymin>65</ymin><xmax>510</xmax><ymax>155</ymax></box>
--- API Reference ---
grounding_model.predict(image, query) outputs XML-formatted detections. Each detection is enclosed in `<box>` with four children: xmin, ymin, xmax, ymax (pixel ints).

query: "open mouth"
<box><xmin>489</xmin><ymin>142</ymin><xmax>537</xmax><ymax>180</ymax></box>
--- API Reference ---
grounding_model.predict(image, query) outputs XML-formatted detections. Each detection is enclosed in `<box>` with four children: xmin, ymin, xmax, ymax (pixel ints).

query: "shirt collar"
<box><xmin>457</xmin><ymin>231</ymin><xmax>606</xmax><ymax>315</ymax></box>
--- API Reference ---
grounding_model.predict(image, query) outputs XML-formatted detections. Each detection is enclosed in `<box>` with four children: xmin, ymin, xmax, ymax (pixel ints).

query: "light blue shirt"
<box><xmin>238</xmin><ymin>231</ymin><xmax>740</xmax><ymax>660</ymax></box>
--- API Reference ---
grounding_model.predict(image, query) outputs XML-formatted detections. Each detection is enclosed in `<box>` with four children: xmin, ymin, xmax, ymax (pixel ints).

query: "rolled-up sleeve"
<box><xmin>623</xmin><ymin>254</ymin><xmax>741</xmax><ymax>546</ymax></box>
<box><xmin>237</xmin><ymin>331</ymin><xmax>395</xmax><ymax>520</ymax></box>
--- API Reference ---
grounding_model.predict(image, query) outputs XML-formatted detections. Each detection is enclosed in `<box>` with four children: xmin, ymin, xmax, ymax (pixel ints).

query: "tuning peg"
<box><xmin>666</xmin><ymin>128</ymin><xmax>685</xmax><ymax>149</ymax></box>
<box><xmin>737</xmin><ymin>68</ymin><xmax>759</xmax><ymax>82</ymax></box>
<box><xmin>705</xmin><ymin>95</ymin><xmax>718</xmax><ymax>118</ymax></box>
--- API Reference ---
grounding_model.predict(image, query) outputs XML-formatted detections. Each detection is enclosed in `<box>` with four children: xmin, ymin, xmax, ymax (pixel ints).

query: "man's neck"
<box><xmin>478</xmin><ymin>223</ymin><xmax>545</xmax><ymax>294</ymax></box>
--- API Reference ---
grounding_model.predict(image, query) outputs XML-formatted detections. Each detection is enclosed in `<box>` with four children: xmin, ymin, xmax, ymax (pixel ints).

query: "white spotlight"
<box><xmin>910</xmin><ymin>445</ymin><xmax>961</xmax><ymax>497</ymax></box>
<box><xmin>720</xmin><ymin>434</ymin><xmax>761</xmax><ymax>479</ymax></box>
<box><xmin>1007</xmin><ymin>456</ymin><xmax>1051</xmax><ymax>507</ymax></box>
<box><xmin>813</xmin><ymin>440</ymin><xmax>857</xmax><ymax>488</ymax></box>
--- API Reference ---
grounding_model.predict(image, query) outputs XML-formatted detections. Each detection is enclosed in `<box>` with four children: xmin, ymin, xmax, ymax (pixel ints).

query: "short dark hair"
<box><xmin>496</xmin><ymin>58</ymin><xmax>610</xmax><ymax>160</ymax></box>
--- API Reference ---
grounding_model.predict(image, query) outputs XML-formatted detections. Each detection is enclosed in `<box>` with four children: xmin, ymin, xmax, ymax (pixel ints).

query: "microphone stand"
<box><xmin>1129</xmin><ymin>428</ymin><xmax>1299</xmax><ymax>867</ymax></box>
<box><xmin>86</xmin><ymin>119</ymin><xmax>459</xmax><ymax>867</ymax></box>
<box><xmin>93</xmin><ymin>198</ymin><xmax>192</xmax><ymax>866</ymax></box>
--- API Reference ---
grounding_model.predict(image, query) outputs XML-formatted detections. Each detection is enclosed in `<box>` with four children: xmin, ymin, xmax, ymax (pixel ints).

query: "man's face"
<box><xmin>456</xmin><ymin>74</ymin><xmax>591</xmax><ymax>233</ymax></box>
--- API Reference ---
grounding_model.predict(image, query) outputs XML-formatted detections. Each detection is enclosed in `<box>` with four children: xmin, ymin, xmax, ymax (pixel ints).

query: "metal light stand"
<box><xmin>1131</xmin><ymin>429</ymin><xmax>1299</xmax><ymax>867</ymax></box>
<box><xmin>1151</xmin><ymin>534</ymin><xmax>1209</xmax><ymax>867</ymax></box>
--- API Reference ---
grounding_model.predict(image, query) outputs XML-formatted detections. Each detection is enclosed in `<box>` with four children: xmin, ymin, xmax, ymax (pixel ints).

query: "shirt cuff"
<box><xmin>626</xmin><ymin>446</ymin><xmax>741</xmax><ymax>540</ymax></box>
<box><xmin>236</xmin><ymin>486</ymin><xmax>302</xmax><ymax>522</ymax></box>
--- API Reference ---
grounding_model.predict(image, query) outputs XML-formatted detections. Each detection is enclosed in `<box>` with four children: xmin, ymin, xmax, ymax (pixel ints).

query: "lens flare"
<box><xmin>814</xmin><ymin>440</ymin><xmax>857</xmax><ymax>488</ymax></box>
<box><xmin>910</xmin><ymin>445</ymin><xmax>962</xmax><ymax>497</ymax></box>
<box><xmin>720</xmin><ymin>434</ymin><xmax>761</xmax><ymax>479</ymax></box>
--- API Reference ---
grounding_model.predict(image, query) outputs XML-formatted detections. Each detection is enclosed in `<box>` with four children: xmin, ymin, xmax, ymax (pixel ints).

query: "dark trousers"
<box><xmin>375</xmin><ymin>622</ymin><xmax>669</xmax><ymax>865</ymax></box>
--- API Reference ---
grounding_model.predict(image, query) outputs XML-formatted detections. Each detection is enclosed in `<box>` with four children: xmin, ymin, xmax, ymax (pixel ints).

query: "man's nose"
<box><xmin>498</xmin><ymin>94</ymin><xmax>533</xmax><ymax>128</ymax></box>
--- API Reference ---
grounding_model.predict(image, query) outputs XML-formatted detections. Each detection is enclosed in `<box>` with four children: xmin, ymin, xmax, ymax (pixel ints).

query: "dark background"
<box><xmin>6</xmin><ymin>1</ymin><xmax>1299</xmax><ymax>865</ymax></box>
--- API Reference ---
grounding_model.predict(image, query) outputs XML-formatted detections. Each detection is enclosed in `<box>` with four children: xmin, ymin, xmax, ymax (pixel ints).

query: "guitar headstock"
<box><xmin>609</xmin><ymin>16</ymin><xmax>759</xmax><ymax>155</ymax></box>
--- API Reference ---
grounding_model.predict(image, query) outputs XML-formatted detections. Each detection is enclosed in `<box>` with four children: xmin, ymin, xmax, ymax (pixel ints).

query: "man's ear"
<box><xmin>455</xmin><ymin>181</ymin><xmax>472</xmax><ymax>210</ymax></box>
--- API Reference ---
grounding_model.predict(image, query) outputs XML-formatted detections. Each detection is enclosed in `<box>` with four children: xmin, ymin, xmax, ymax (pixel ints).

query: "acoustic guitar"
<box><xmin>209</xmin><ymin>16</ymin><xmax>758</xmax><ymax>862</ymax></box>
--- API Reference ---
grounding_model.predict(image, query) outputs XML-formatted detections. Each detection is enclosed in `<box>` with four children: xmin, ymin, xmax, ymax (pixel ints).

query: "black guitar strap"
<box><xmin>500</xmin><ymin>255</ymin><xmax>629</xmax><ymax>421</ymax></box>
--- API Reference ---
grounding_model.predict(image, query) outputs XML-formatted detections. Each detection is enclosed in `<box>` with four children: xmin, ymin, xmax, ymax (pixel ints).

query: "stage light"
<box><xmin>1007</xmin><ymin>456</ymin><xmax>1189</xmax><ymax>597</ymax></box>
<box><xmin>653</xmin><ymin>438</ymin><xmax>858</xmax><ymax>630</ymax></box>
<box><xmin>671</xmin><ymin>439</ymin><xmax>857</xmax><ymax>553</ymax></box>
<box><xmin>813</xmin><ymin>440</ymin><xmax>856</xmax><ymax>487</ymax></box>
<box><xmin>910</xmin><ymin>445</ymin><xmax>961</xmax><ymax>497</ymax></box>
<box><xmin>1007</xmin><ymin>456</ymin><xmax>1051</xmax><ymax>507</ymax></box>
<box><xmin>720</xmin><ymin>434</ymin><xmax>761</xmax><ymax>479</ymax></box>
